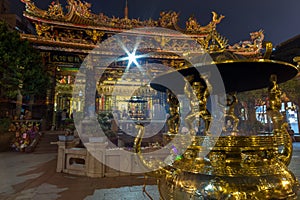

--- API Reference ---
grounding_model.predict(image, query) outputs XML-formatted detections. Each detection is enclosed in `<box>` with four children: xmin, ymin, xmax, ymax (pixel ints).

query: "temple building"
<box><xmin>18</xmin><ymin>0</ymin><xmax>298</xmax><ymax>134</ymax></box>
<box><xmin>9</xmin><ymin>1</ymin><xmax>299</xmax><ymax>198</ymax></box>
<box><xmin>20</xmin><ymin>0</ymin><xmax>233</xmax><ymax>128</ymax></box>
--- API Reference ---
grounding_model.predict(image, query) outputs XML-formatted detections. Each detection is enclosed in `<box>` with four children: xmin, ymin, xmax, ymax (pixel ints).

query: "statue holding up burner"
<box><xmin>223</xmin><ymin>92</ymin><xmax>239</xmax><ymax>133</ymax></box>
<box><xmin>184</xmin><ymin>75</ymin><xmax>211</xmax><ymax>136</ymax></box>
<box><xmin>267</xmin><ymin>74</ymin><xmax>283</xmax><ymax>133</ymax></box>
<box><xmin>166</xmin><ymin>89</ymin><xmax>180</xmax><ymax>134</ymax></box>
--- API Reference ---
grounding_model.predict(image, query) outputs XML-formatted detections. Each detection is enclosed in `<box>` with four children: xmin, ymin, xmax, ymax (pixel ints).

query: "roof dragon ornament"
<box><xmin>227</xmin><ymin>29</ymin><xmax>265</xmax><ymax>57</ymax></box>
<box><xmin>186</xmin><ymin>11</ymin><xmax>225</xmax><ymax>33</ymax></box>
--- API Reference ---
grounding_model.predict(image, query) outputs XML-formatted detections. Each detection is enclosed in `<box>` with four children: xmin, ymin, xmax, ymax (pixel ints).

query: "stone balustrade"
<box><xmin>52</xmin><ymin>138</ymin><xmax>169</xmax><ymax>178</ymax></box>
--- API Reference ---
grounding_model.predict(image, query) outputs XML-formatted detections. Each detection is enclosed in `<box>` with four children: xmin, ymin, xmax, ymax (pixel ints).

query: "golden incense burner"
<box><xmin>135</xmin><ymin>59</ymin><xmax>299</xmax><ymax>199</ymax></box>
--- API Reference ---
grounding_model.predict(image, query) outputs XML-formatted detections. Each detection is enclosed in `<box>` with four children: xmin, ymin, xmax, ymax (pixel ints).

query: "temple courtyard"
<box><xmin>0</xmin><ymin>131</ymin><xmax>299</xmax><ymax>200</ymax></box>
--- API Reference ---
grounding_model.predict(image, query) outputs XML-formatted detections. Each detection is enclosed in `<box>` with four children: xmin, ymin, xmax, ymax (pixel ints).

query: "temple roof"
<box><xmin>20</xmin><ymin>0</ymin><xmax>268</xmax><ymax>59</ymax></box>
<box><xmin>19</xmin><ymin>0</ymin><xmax>231</xmax><ymax>55</ymax></box>
<box><xmin>20</xmin><ymin>0</ymin><xmax>224</xmax><ymax>34</ymax></box>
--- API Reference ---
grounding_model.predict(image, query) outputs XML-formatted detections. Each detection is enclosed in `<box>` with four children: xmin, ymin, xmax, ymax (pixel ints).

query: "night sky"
<box><xmin>9</xmin><ymin>0</ymin><xmax>300</xmax><ymax>46</ymax></box>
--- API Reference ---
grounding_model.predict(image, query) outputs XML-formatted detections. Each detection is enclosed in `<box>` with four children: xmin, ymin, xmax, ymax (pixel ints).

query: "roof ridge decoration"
<box><xmin>20</xmin><ymin>0</ymin><xmax>267</xmax><ymax>57</ymax></box>
<box><xmin>20</xmin><ymin>0</ymin><xmax>223</xmax><ymax>33</ymax></box>
<box><xmin>186</xmin><ymin>12</ymin><xmax>224</xmax><ymax>33</ymax></box>
<box><xmin>227</xmin><ymin>29</ymin><xmax>267</xmax><ymax>57</ymax></box>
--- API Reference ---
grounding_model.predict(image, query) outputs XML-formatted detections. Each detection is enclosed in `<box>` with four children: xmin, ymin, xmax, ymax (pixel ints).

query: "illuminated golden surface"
<box><xmin>134</xmin><ymin>122</ymin><xmax>298</xmax><ymax>199</ymax></box>
<box><xmin>166</xmin><ymin>90</ymin><xmax>180</xmax><ymax>134</ymax></box>
<box><xmin>138</xmin><ymin>60</ymin><xmax>299</xmax><ymax>199</ymax></box>
<box><xmin>184</xmin><ymin>77</ymin><xmax>211</xmax><ymax>136</ymax></box>
<box><xmin>223</xmin><ymin>92</ymin><xmax>239</xmax><ymax>133</ymax></box>
<box><xmin>267</xmin><ymin>75</ymin><xmax>284</xmax><ymax>133</ymax></box>
<box><xmin>156</xmin><ymin>133</ymin><xmax>299</xmax><ymax>199</ymax></box>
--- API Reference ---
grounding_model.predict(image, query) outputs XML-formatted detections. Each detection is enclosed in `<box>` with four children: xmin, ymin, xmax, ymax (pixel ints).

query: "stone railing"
<box><xmin>52</xmin><ymin>138</ymin><xmax>169</xmax><ymax>178</ymax></box>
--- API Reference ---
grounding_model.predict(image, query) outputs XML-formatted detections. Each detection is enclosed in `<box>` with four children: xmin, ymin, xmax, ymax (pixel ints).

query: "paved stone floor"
<box><xmin>0</xmin><ymin>142</ymin><xmax>300</xmax><ymax>200</ymax></box>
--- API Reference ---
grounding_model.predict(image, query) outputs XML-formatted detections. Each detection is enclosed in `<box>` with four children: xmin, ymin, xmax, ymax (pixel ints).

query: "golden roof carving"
<box><xmin>20</xmin><ymin>0</ymin><xmax>266</xmax><ymax>57</ymax></box>
<box><xmin>186</xmin><ymin>12</ymin><xmax>224</xmax><ymax>33</ymax></box>
<box><xmin>21</xmin><ymin>0</ymin><xmax>221</xmax><ymax>34</ymax></box>
<box><xmin>227</xmin><ymin>29</ymin><xmax>266</xmax><ymax>57</ymax></box>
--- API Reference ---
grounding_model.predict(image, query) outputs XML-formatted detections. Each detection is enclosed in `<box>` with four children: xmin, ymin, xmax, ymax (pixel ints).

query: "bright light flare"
<box><xmin>116</xmin><ymin>36</ymin><xmax>146</xmax><ymax>72</ymax></box>
<box><xmin>126</xmin><ymin>51</ymin><xmax>140</xmax><ymax>68</ymax></box>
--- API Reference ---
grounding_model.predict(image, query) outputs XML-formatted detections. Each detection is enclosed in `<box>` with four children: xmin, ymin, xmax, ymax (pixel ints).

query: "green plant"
<box><xmin>0</xmin><ymin>21</ymin><xmax>49</xmax><ymax>116</ymax></box>
<box><xmin>0</xmin><ymin>118</ymin><xmax>11</xmax><ymax>133</ymax></box>
<box><xmin>97</xmin><ymin>112</ymin><xmax>112</xmax><ymax>132</ymax></box>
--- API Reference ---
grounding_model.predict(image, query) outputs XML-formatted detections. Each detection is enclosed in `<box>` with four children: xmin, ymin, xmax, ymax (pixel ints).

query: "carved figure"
<box><xmin>47</xmin><ymin>1</ymin><xmax>64</xmax><ymax>17</ymax></box>
<box><xmin>86</xmin><ymin>29</ymin><xmax>104</xmax><ymax>43</ymax></box>
<box><xmin>159</xmin><ymin>11</ymin><xmax>179</xmax><ymax>27</ymax></box>
<box><xmin>167</xmin><ymin>90</ymin><xmax>180</xmax><ymax>134</ymax></box>
<box><xmin>228</xmin><ymin>29</ymin><xmax>264</xmax><ymax>56</ymax></box>
<box><xmin>210</xmin><ymin>11</ymin><xmax>225</xmax><ymax>28</ymax></box>
<box><xmin>184</xmin><ymin>76</ymin><xmax>211</xmax><ymax>136</ymax></box>
<box><xmin>186</xmin><ymin>16</ymin><xmax>201</xmax><ymax>32</ymax></box>
<box><xmin>223</xmin><ymin>92</ymin><xmax>239</xmax><ymax>132</ymax></box>
<box><xmin>186</xmin><ymin>12</ymin><xmax>224</xmax><ymax>33</ymax></box>
<box><xmin>72</xmin><ymin>0</ymin><xmax>91</xmax><ymax>18</ymax></box>
<box><xmin>267</xmin><ymin>74</ymin><xmax>283</xmax><ymax>133</ymax></box>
